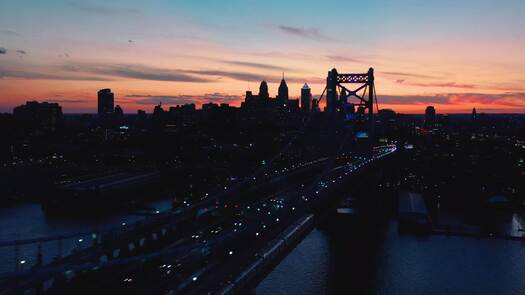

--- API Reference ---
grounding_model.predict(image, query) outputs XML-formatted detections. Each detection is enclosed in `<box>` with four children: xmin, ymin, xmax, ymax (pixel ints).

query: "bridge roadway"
<box><xmin>0</xmin><ymin>152</ymin><xmax>333</xmax><ymax>292</ymax></box>
<box><xmin>181</xmin><ymin>145</ymin><xmax>397</xmax><ymax>294</ymax></box>
<box><xmin>0</xmin><ymin>145</ymin><xmax>396</xmax><ymax>294</ymax></box>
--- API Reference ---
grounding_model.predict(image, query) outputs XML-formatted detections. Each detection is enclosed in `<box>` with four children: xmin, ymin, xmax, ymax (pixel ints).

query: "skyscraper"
<box><xmin>97</xmin><ymin>88</ymin><xmax>114</xmax><ymax>116</ymax></box>
<box><xmin>326</xmin><ymin>68</ymin><xmax>338</xmax><ymax>113</ymax></box>
<box><xmin>277</xmin><ymin>74</ymin><xmax>289</xmax><ymax>104</ymax></box>
<box><xmin>258</xmin><ymin>81</ymin><xmax>269</xmax><ymax>101</ymax></box>
<box><xmin>301</xmin><ymin>83</ymin><xmax>312</xmax><ymax>112</ymax></box>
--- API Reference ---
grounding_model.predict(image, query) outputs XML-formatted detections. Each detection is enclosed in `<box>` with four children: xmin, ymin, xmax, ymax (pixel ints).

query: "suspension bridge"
<box><xmin>0</xmin><ymin>68</ymin><xmax>398</xmax><ymax>294</ymax></box>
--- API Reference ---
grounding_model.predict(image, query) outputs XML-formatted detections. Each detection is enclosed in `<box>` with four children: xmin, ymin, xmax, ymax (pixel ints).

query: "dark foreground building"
<box><xmin>13</xmin><ymin>100</ymin><xmax>63</xmax><ymax>132</ymax></box>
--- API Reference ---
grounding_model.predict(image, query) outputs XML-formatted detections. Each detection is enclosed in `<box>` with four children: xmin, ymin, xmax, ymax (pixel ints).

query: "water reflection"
<box><xmin>257</xmin><ymin>217</ymin><xmax>525</xmax><ymax>295</ymax></box>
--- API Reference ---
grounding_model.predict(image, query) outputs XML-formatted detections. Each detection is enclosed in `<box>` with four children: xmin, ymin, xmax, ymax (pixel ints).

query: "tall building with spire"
<box><xmin>301</xmin><ymin>83</ymin><xmax>312</xmax><ymax>112</ymax></box>
<box><xmin>277</xmin><ymin>74</ymin><xmax>289</xmax><ymax>104</ymax></box>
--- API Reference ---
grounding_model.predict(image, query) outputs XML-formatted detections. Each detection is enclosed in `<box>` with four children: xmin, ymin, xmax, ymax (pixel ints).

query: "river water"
<box><xmin>2</xmin><ymin>200</ymin><xmax>525</xmax><ymax>294</ymax></box>
<box><xmin>0</xmin><ymin>199</ymin><xmax>172</xmax><ymax>273</ymax></box>
<box><xmin>257</xmin><ymin>217</ymin><xmax>525</xmax><ymax>295</ymax></box>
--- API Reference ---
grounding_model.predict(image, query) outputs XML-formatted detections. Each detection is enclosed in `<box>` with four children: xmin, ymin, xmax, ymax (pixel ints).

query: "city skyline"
<box><xmin>1</xmin><ymin>0</ymin><xmax>525</xmax><ymax>113</ymax></box>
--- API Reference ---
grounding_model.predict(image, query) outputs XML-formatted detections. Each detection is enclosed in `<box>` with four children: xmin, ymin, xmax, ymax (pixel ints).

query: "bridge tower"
<box><xmin>325</xmin><ymin>67</ymin><xmax>376</xmax><ymax>137</ymax></box>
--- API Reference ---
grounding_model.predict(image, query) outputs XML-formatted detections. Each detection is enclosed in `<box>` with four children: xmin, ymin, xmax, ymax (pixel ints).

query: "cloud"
<box><xmin>405</xmin><ymin>81</ymin><xmax>477</xmax><ymax>89</ymax></box>
<box><xmin>182</xmin><ymin>69</ymin><xmax>323</xmax><ymax>84</ymax></box>
<box><xmin>67</xmin><ymin>1</ymin><xmax>139</xmax><ymax>15</ymax></box>
<box><xmin>0</xmin><ymin>68</ymin><xmax>111</xmax><ymax>81</ymax></box>
<box><xmin>277</xmin><ymin>25</ymin><xmax>335</xmax><ymax>41</ymax></box>
<box><xmin>182</xmin><ymin>69</ymin><xmax>270</xmax><ymax>82</ymax></box>
<box><xmin>391</xmin><ymin>77</ymin><xmax>525</xmax><ymax>92</ymax></box>
<box><xmin>46</xmin><ymin>99</ymin><xmax>90</xmax><ymax>104</ymax></box>
<box><xmin>223</xmin><ymin>60</ymin><xmax>289</xmax><ymax>71</ymax></box>
<box><xmin>125</xmin><ymin>93</ymin><xmax>242</xmax><ymax>105</ymax></box>
<box><xmin>382</xmin><ymin>71</ymin><xmax>438</xmax><ymax>79</ymax></box>
<box><xmin>59</xmin><ymin>62</ymin><xmax>322</xmax><ymax>84</ymax></box>
<box><xmin>64</xmin><ymin>63</ymin><xmax>212</xmax><ymax>82</ymax></box>
<box><xmin>379</xmin><ymin>95</ymin><xmax>450</xmax><ymax>105</ymax></box>
<box><xmin>378</xmin><ymin>92</ymin><xmax>525</xmax><ymax>109</ymax></box>
<box><xmin>16</xmin><ymin>50</ymin><xmax>26</xmax><ymax>55</ymax></box>
<box><xmin>393</xmin><ymin>78</ymin><xmax>476</xmax><ymax>89</ymax></box>
<box><xmin>447</xmin><ymin>92</ymin><xmax>525</xmax><ymax>108</ymax></box>
<box><xmin>325</xmin><ymin>55</ymin><xmax>363</xmax><ymax>63</ymax></box>
<box><xmin>0</xmin><ymin>47</ymin><xmax>6</xmax><ymax>54</ymax></box>
<box><xmin>0</xmin><ymin>30</ymin><xmax>19</xmax><ymax>36</ymax></box>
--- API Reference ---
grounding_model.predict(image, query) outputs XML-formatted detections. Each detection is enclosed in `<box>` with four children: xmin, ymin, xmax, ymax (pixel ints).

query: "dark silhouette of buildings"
<box><xmin>424</xmin><ymin>106</ymin><xmax>436</xmax><ymax>127</ymax></box>
<box><xmin>202</xmin><ymin>102</ymin><xmax>220</xmax><ymax>111</ymax></box>
<box><xmin>378</xmin><ymin>109</ymin><xmax>396</xmax><ymax>122</ymax></box>
<box><xmin>153</xmin><ymin>102</ymin><xmax>165</xmax><ymax>116</ymax></box>
<box><xmin>301</xmin><ymin>83</ymin><xmax>312</xmax><ymax>112</ymax></box>
<box><xmin>13</xmin><ymin>100</ymin><xmax>63</xmax><ymax>132</ymax></box>
<box><xmin>137</xmin><ymin>109</ymin><xmax>147</xmax><ymax>121</ymax></box>
<box><xmin>169</xmin><ymin>103</ymin><xmax>196</xmax><ymax>113</ymax></box>
<box><xmin>240</xmin><ymin>79</ymin><xmax>302</xmax><ymax>114</ymax></box>
<box><xmin>311</xmin><ymin>98</ymin><xmax>320</xmax><ymax>112</ymax></box>
<box><xmin>97</xmin><ymin>88</ymin><xmax>114</xmax><ymax>116</ymax></box>
<box><xmin>113</xmin><ymin>105</ymin><xmax>124</xmax><ymax>124</ymax></box>
<box><xmin>286</xmin><ymin>99</ymin><xmax>300</xmax><ymax>112</ymax></box>
<box><xmin>114</xmin><ymin>105</ymin><xmax>124</xmax><ymax>116</ymax></box>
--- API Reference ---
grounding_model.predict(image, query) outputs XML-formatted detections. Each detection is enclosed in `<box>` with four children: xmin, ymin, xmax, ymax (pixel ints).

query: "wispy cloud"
<box><xmin>67</xmin><ymin>1</ymin><xmax>139</xmax><ymax>15</ymax></box>
<box><xmin>0</xmin><ymin>68</ymin><xmax>111</xmax><ymax>81</ymax></box>
<box><xmin>447</xmin><ymin>92</ymin><xmax>525</xmax><ymax>108</ymax></box>
<box><xmin>404</xmin><ymin>81</ymin><xmax>477</xmax><ymax>89</ymax></box>
<box><xmin>183</xmin><ymin>69</ymin><xmax>323</xmax><ymax>84</ymax></box>
<box><xmin>64</xmin><ymin>63</ymin><xmax>212</xmax><ymax>82</ymax></box>
<box><xmin>222</xmin><ymin>60</ymin><xmax>289</xmax><ymax>71</ymax></box>
<box><xmin>379</xmin><ymin>92</ymin><xmax>525</xmax><ymax>109</ymax></box>
<box><xmin>0</xmin><ymin>30</ymin><xmax>19</xmax><ymax>37</ymax></box>
<box><xmin>277</xmin><ymin>25</ymin><xmax>335</xmax><ymax>41</ymax></box>
<box><xmin>394</xmin><ymin>78</ymin><xmax>476</xmax><ymax>89</ymax></box>
<box><xmin>325</xmin><ymin>55</ymin><xmax>363</xmax><ymax>63</ymax></box>
<box><xmin>382</xmin><ymin>71</ymin><xmax>438</xmax><ymax>79</ymax></box>
<box><xmin>182</xmin><ymin>69</ymin><xmax>270</xmax><ymax>82</ymax></box>
<box><xmin>125</xmin><ymin>93</ymin><xmax>242</xmax><ymax>105</ymax></box>
<box><xmin>379</xmin><ymin>95</ymin><xmax>450</xmax><ymax>105</ymax></box>
<box><xmin>59</xmin><ymin>62</ymin><xmax>322</xmax><ymax>84</ymax></box>
<box><xmin>46</xmin><ymin>99</ymin><xmax>90</xmax><ymax>104</ymax></box>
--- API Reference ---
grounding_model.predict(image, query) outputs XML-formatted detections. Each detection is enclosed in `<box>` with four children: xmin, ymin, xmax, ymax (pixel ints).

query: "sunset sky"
<box><xmin>1</xmin><ymin>0</ymin><xmax>524</xmax><ymax>113</ymax></box>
